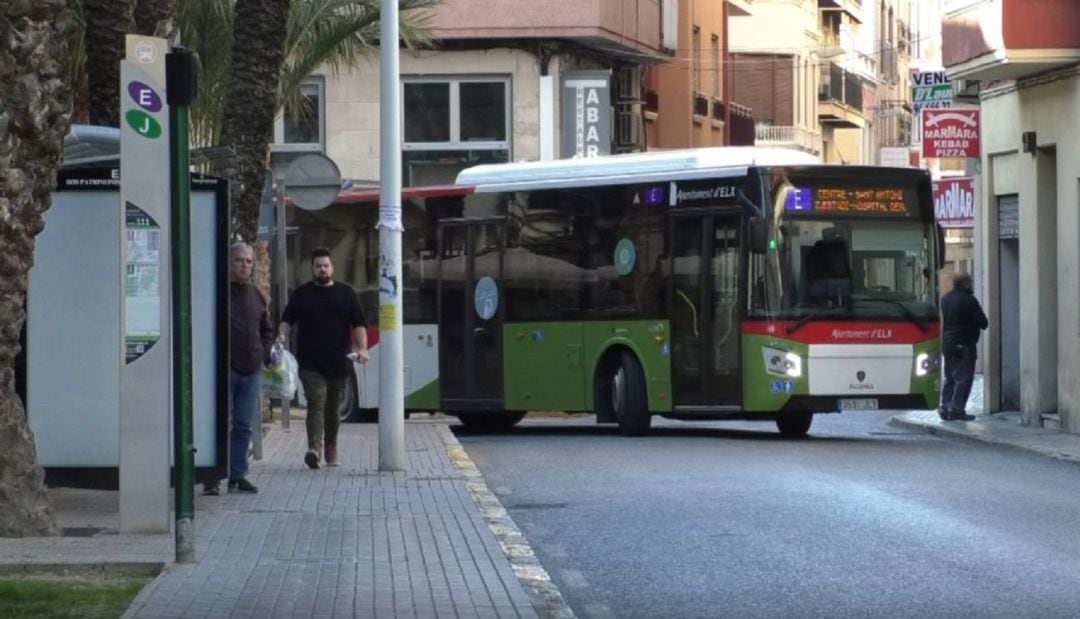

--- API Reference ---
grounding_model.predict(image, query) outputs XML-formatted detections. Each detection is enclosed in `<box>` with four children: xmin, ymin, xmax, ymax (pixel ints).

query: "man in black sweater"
<box><xmin>206</xmin><ymin>242</ymin><xmax>275</xmax><ymax>495</ymax></box>
<box><xmin>939</xmin><ymin>272</ymin><xmax>988</xmax><ymax>421</ymax></box>
<box><xmin>278</xmin><ymin>247</ymin><xmax>368</xmax><ymax>469</ymax></box>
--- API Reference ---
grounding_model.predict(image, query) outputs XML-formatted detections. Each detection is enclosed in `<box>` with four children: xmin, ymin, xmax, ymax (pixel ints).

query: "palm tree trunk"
<box><xmin>0</xmin><ymin>0</ymin><xmax>79</xmax><ymax>538</ymax></box>
<box><xmin>134</xmin><ymin>0</ymin><xmax>175</xmax><ymax>38</ymax></box>
<box><xmin>217</xmin><ymin>0</ymin><xmax>292</xmax><ymax>242</ymax></box>
<box><xmin>82</xmin><ymin>0</ymin><xmax>133</xmax><ymax>127</ymax></box>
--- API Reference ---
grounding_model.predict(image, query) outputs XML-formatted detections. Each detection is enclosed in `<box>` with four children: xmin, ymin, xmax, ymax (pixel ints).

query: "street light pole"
<box><xmin>378</xmin><ymin>0</ymin><xmax>405</xmax><ymax>470</ymax></box>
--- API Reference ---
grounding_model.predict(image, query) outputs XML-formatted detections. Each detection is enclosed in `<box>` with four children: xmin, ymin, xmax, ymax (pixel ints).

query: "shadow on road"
<box><xmin>450</xmin><ymin>420</ymin><xmax>886</xmax><ymax>444</ymax></box>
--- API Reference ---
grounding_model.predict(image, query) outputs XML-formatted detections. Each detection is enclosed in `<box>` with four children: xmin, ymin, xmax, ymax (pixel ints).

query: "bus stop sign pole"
<box><xmin>167</xmin><ymin>47</ymin><xmax>198</xmax><ymax>563</ymax></box>
<box><xmin>378</xmin><ymin>0</ymin><xmax>405</xmax><ymax>470</ymax></box>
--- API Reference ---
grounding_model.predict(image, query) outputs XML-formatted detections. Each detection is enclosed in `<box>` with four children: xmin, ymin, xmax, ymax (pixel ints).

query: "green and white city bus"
<box><xmin>289</xmin><ymin>147</ymin><xmax>942</xmax><ymax>436</ymax></box>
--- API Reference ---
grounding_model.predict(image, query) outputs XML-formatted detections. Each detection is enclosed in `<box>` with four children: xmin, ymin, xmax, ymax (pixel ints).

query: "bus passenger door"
<box><xmin>437</xmin><ymin>220</ymin><xmax>505</xmax><ymax>411</ymax></box>
<box><xmin>671</xmin><ymin>214</ymin><xmax>742</xmax><ymax>408</ymax></box>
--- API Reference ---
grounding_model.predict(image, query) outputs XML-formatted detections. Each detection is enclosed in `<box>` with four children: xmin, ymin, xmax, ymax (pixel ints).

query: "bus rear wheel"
<box><xmin>612</xmin><ymin>351</ymin><xmax>650</xmax><ymax>437</ymax></box>
<box><xmin>776</xmin><ymin>412</ymin><xmax>813</xmax><ymax>438</ymax></box>
<box><xmin>457</xmin><ymin>412</ymin><xmax>526</xmax><ymax>432</ymax></box>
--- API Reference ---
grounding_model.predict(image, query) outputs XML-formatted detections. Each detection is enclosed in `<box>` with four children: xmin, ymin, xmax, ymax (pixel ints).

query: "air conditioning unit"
<box><xmin>662</xmin><ymin>0</ymin><xmax>679</xmax><ymax>51</ymax></box>
<box><xmin>616</xmin><ymin>108</ymin><xmax>641</xmax><ymax>148</ymax></box>
<box><xmin>616</xmin><ymin>67</ymin><xmax>643</xmax><ymax>103</ymax></box>
<box><xmin>953</xmin><ymin>79</ymin><xmax>981</xmax><ymax>103</ymax></box>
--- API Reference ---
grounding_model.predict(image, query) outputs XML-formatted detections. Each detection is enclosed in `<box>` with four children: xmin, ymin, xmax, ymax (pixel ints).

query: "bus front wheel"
<box><xmin>612</xmin><ymin>352</ymin><xmax>650</xmax><ymax>437</ymax></box>
<box><xmin>776</xmin><ymin>412</ymin><xmax>813</xmax><ymax>438</ymax></box>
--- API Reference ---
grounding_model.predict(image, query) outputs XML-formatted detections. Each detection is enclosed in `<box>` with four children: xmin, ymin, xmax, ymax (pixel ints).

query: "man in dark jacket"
<box><xmin>206</xmin><ymin>242</ymin><xmax>275</xmax><ymax>495</ymax></box>
<box><xmin>939</xmin><ymin>272</ymin><xmax>988</xmax><ymax>421</ymax></box>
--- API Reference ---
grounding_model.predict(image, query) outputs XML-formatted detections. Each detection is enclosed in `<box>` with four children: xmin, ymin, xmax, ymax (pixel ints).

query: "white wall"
<box><xmin>978</xmin><ymin>70</ymin><xmax>1080</xmax><ymax>432</ymax></box>
<box><xmin>320</xmin><ymin>48</ymin><xmax>544</xmax><ymax>182</ymax></box>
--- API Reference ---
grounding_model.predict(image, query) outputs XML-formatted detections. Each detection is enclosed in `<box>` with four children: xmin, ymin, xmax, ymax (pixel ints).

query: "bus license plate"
<box><xmin>839</xmin><ymin>398</ymin><xmax>878</xmax><ymax>411</ymax></box>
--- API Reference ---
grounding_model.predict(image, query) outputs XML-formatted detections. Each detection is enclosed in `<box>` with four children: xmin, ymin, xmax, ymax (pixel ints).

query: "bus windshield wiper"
<box><xmin>861</xmin><ymin>298</ymin><xmax>928</xmax><ymax>332</ymax></box>
<box><xmin>786</xmin><ymin>305</ymin><xmax>842</xmax><ymax>335</ymax></box>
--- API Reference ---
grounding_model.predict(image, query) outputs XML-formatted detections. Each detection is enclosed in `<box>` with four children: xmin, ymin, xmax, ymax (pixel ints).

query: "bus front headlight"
<box><xmin>764</xmin><ymin>347</ymin><xmax>802</xmax><ymax>378</ymax></box>
<box><xmin>915</xmin><ymin>352</ymin><xmax>940</xmax><ymax>376</ymax></box>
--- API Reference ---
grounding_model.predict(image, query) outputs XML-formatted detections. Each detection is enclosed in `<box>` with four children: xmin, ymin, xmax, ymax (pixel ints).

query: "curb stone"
<box><xmin>889</xmin><ymin>414</ymin><xmax>1080</xmax><ymax>466</ymax></box>
<box><xmin>442</xmin><ymin>431</ymin><xmax>576</xmax><ymax>619</ymax></box>
<box><xmin>0</xmin><ymin>562</ymin><xmax>164</xmax><ymax>578</ymax></box>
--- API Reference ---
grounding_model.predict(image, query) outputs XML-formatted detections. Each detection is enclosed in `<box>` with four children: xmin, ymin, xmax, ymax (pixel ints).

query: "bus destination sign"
<box><xmin>784</xmin><ymin>186</ymin><xmax>912</xmax><ymax>216</ymax></box>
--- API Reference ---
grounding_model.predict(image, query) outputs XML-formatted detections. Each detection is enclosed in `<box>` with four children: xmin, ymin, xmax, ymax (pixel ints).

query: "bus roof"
<box><xmin>456</xmin><ymin>147</ymin><xmax>822</xmax><ymax>192</ymax></box>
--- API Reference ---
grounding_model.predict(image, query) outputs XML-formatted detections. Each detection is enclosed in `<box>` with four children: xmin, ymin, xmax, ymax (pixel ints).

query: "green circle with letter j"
<box><xmin>614</xmin><ymin>238</ymin><xmax>636</xmax><ymax>276</ymax></box>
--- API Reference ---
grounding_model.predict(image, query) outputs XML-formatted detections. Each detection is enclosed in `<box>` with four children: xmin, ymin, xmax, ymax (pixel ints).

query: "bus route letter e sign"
<box><xmin>921</xmin><ymin>109</ymin><xmax>980</xmax><ymax>159</ymax></box>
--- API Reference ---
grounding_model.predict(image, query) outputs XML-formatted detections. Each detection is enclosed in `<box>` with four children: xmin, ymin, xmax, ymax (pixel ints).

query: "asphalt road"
<box><xmin>453</xmin><ymin>412</ymin><xmax>1080</xmax><ymax>618</ymax></box>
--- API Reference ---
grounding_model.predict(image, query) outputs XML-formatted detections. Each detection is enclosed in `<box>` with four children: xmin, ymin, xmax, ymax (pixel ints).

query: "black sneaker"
<box><xmin>202</xmin><ymin>482</ymin><xmax>221</xmax><ymax>496</ymax></box>
<box><xmin>950</xmin><ymin>413</ymin><xmax>976</xmax><ymax>421</ymax></box>
<box><xmin>304</xmin><ymin>449</ymin><xmax>320</xmax><ymax>470</ymax></box>
<box><xmin>227</xmin><ymin>478</ymin><xmax>258</xmax><ymax>494</ymax></box>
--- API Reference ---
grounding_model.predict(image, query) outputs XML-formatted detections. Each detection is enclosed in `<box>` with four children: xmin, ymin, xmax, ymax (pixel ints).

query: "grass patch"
<box><xmin>0</xmin><ymin>576</ymin><xmax>148</xmax><ymax>619</ymax></box>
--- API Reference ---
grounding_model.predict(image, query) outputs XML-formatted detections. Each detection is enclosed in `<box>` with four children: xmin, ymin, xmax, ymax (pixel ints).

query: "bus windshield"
<box><xmin>751</xmin><ymin>170</ymin><xmax>939</xmax><ymax>325</ymax></box>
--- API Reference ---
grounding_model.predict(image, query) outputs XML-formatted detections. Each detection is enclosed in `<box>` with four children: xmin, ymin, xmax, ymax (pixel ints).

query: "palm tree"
<box><xmin>134</xmin><ymin>0</ymin><xmax>175</xmax><ymax>37</ymax></box>
<box><xmin>81</xmin><ymin>0</ymin><xmax>133</xmax><ymax>127</ymax></box>
<box><xmin>184</xmin><ymin>0</ymin><xmax>439</xmax><ymax>241</ymax></box>
<box><xmin>0</xmin><ymin>0</ymin><xmax>79</xmax><ymax>537</ymax></box>
<box><xmin>214</xmin><ymin>0</ymin><xmax>292</xmax><ymax>243</ymax></box>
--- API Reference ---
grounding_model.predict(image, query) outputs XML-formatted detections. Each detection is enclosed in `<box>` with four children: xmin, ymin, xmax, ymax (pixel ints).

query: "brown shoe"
<box><xmin>325</xmin><ymin>443</ymin><xmax>339</xmax><ymax>467</ymax></box>
<box><xmin>304</xmin><ymin>449</ymin><xmax>320</xmax><ymax>469</ymax></box>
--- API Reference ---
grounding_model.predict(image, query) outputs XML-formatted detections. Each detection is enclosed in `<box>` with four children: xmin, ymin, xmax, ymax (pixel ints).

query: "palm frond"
<box><xmin>279</xmin><ymin>0</ymin><xmax>441</xmax><ymax>119</ymax></box>
<box><xmin>178</xmin><ymin>0</ymin><xmax>442</xmax><ymax>146</ymax></box>
<box><xmin>177</xmin><ymin>0</ymin><xmax>234</xmax><ymax>147</ymax></box>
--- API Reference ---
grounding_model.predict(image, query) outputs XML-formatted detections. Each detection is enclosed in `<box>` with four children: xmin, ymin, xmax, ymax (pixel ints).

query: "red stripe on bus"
<box><xmin>361</xmin><ymin>325</ymin><xmax>379</xmax><ymax>349</ymax></box>
<box><xmin>742</xmin><ymin>321</ymin><xmax>940</xmax><ymax>344</ymax></box>
<box><xmin>334</xmin><ymin>185</ymin><xmax>475</xmax><ymax>204</ymax></box>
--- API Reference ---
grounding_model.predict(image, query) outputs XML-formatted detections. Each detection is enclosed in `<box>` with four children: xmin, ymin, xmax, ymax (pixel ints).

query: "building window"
<box><xmin>402</xmin><ymin>76</ymin><xmax>511</xmax><ymax>186</ymax></box>
<box><xmin>711</xmin><ymin>34</ymin><xmax>720</xmax><ymax>100</ymax></box>
<box><xmin>692</xmin><ymin>26</ymin><xmax>701</xmax><ymax>98</ymax></box>
<box><xmin>274</xmin><ymin>78</ymin><xmax>325</xmax><ymax>152</ymax></box>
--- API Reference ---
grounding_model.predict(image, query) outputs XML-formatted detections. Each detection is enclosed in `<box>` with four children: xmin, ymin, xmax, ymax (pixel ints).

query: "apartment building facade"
<box><xmin>942</xmin><ymin>0</ymin><xmax>1080</xmax><ymax>433</ymax></box>
<box><xmin>728</xmin><ymin>0</ymin><xmax>826</xmax><ymax>157</ymax></box>
<box><xmin>643</xmin><ymin>0</ymin><xmax>755</xmax><ymax>149</ymax></box>
<box><xmin>273</xmin><ymin>0</ymin><xmax>671</xmax><ymax>186</ymax></box>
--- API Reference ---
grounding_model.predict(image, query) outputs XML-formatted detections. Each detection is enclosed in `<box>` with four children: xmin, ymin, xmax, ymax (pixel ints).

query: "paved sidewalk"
<box><xmin>0</xmin><ymin>420</ymin><xmax>571</xmax><ymax>618</ymax></box>
<box><xmin>891</xmin><ymin>376</ymin><xmax>1080</xmax><ymax>466</ymax></box>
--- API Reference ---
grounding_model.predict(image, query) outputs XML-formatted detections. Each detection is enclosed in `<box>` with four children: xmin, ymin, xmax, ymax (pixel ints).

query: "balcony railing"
<box><xmin>755</xmin><ymin>124</ymin><xmax>823</xmax><ymax>155</ymax></box>
<box><xmin>820</xmin><ymin>62</ymin><xmax>863</xmax><ymax>111</ymax></box>
<box><xmin>693</xmin><ymin>92</ymin><xmax>708</xmax><ymax>117</ymax></box>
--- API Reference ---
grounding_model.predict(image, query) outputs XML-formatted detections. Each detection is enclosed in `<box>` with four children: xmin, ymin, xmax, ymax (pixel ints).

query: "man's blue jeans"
<box><xmin>230</xmin><ymin>368</ymin><xmax>262</xmax><ymax>480</ymax></box>
<box><xmin>941</xmin><ymin>343</ymin><xmax>977</xmax><ymax>416</ymax></box>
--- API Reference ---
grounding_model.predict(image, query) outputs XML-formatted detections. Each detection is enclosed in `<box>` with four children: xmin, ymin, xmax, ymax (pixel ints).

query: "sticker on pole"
<box><xmin>379</xmin><ymin>205</ymin><xmax>403</xmax><ymax>231</ymax></box>
<box><xmin>474</xmin><ymin>276</ymin><xmax>499</xmax><ymax>320</ymax></box>
<box><xmin>379</xmin><ymin>304</ymin><xmax>397</xmax><ymax>332</ymax></box>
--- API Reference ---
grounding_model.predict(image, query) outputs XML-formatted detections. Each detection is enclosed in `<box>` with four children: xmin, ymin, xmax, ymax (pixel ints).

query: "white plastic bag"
<box><xmin>262</xmin><ymin>343</ymin><xmax>298</xmax><ymax>400</ymax></box>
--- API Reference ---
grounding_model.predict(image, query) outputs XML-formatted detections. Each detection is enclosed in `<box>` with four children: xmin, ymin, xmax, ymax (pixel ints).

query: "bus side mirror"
<box><xmin>749</xmin><ymin>217</ymin><xmax>768</xmax><ymax>254</ymax></box>
<box><xmin>936</xmin><ymin>223</ymin><xmax>946</xmax><ymax>266</ymax></box>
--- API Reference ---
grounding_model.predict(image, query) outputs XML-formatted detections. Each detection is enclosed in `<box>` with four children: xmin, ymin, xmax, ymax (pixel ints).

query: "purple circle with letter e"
<box><xmin>128</xmin><ymin>81</ymin><xmax>163</xmax><ymax>112</ymax></box>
